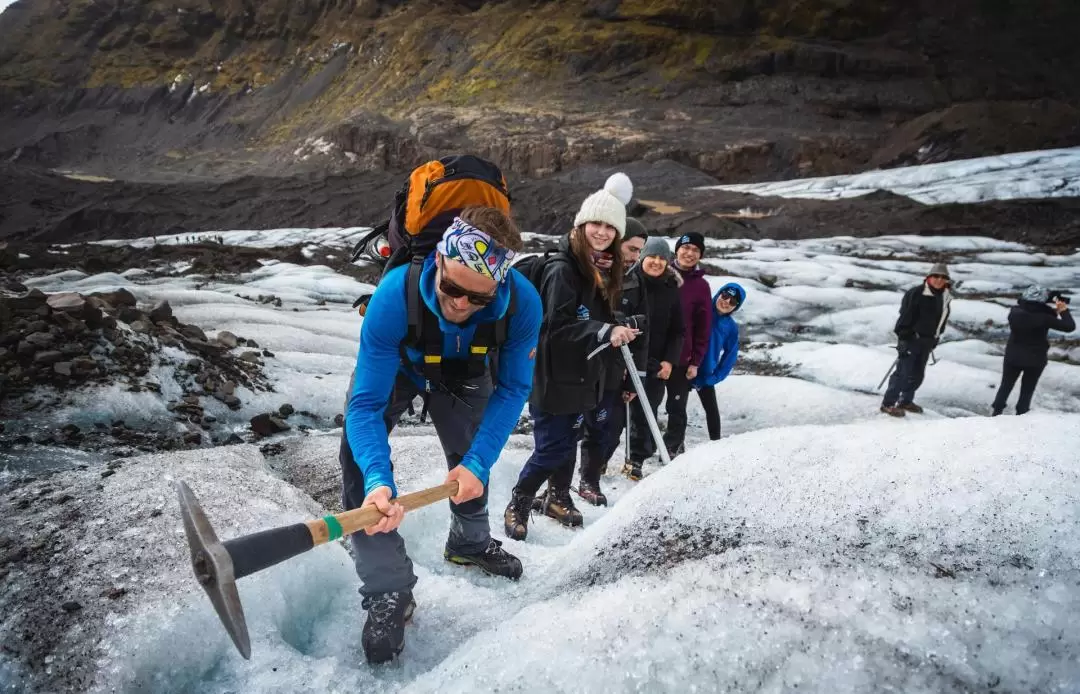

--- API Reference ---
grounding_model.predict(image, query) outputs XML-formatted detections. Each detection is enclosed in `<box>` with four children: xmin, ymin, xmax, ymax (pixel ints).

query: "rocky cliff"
<box><xmin>2</xmin><ymin>0</ymin><xmax>1078</xmax><ymax>182</ymax></box>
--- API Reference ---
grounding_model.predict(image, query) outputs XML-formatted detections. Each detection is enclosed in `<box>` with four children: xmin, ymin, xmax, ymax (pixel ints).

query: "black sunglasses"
<box><xmin>439</xmin><ymin>274</ymin><xmax>497</xmax><ymax>306</ymax></box>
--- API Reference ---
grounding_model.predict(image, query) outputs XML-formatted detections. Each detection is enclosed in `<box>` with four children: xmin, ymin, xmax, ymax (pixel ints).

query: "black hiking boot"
<box><xmin>361</xmin><ymin>591</ymin><xmax>416</xmax><ymax>664</ymax></box>
<box><xmin>445</xmin><ymin>538</ymin><xmax>523</xmax><ymax>580</ymax></box>
<box><xmin>622</xmin><ymin>460</ymin><xmax>643</xmax><ymax>481</ymax></box>
<box><xmin>503</xmin><ymin>489</ymin><xmax>533</xmax><ymax>541</ymax></box>
<box><xmin>540</xmin><ymin>486</ymin><xmax>584</xmax><ymax>527</ymax></box>
<box><xmin>880</xmin><ymin>405</ymin><xmax>906</xmax><ymax>417</ymax></box>
<box><xmin>575</xmin><ymin>479</ymin><xmax>607</xmax><ymax>506</ymax></box>
<box><xmin>576</xmin><ymin>447</ymin><xmax>607</xmax><ymax>506</ymax></box>
<box><xmin>899</xmin><ymin>402</ymin><xmax>924</xmax><ymax>414</ymax></box>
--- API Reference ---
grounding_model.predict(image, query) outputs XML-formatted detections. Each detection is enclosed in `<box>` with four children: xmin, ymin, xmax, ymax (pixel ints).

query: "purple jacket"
<box><xmin>676</xmin><ymin>264</ymin><xmax>713</xmax><ymax>367</ymax></box>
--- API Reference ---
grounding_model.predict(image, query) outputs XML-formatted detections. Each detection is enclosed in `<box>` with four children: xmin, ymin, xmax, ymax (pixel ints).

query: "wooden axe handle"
<box><xmin>304</xmin><ymin>481</ymin><xmax>459</xmax><ymax>546</ymax></box>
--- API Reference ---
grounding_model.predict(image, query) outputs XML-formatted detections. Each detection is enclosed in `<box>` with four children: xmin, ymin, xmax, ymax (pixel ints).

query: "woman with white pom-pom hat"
<box><xmin>504</xmin><ymin>173</ymin><xmax>642</xmax><ymax>541</ymax></box>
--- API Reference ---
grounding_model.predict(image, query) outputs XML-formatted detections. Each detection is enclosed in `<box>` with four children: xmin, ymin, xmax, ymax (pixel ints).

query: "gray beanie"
<box><xmin>1022</xmin><ymin>285</ymin><xmax>1049</xmax><ymax>303</ymax></box>
<box><xmin>640</xmin><ymin>236</ymin><xmax>672</xmax><ymax>262</ymax></box>
<box><xmin>624</xmin><ymin>217</ymin><xmax>648</xmax><ymax>242</ymax></box>
<box><xmin>928</xmin><ymin>263</ymin><xmax>950</xmax><ymax>279</ymax></box>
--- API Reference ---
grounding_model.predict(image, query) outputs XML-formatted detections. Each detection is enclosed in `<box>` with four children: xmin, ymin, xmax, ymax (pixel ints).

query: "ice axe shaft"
<box><xmin>176</xmin><ymin>479</ymin><xmax>459</xmax><ymax>660</ymax></box>
<box><xmin>620</xmin><ymin>344</ymin><xmax>671</xmax><ymax>466</ymax></box>
<box><xmin>877</xmin><ymin>358</ymin><xmax>898</xmax><ymax>391</ymax></box>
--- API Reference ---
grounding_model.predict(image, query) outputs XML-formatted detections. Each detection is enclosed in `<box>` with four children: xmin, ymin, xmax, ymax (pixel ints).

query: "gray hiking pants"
<box><xmin>339</xmin><ymin>369</ymin><xmax>492</xmax><ymax>596</ymax></box>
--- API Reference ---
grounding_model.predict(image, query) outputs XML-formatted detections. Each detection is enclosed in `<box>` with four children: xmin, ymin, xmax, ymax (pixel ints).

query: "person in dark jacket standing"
<box><xmin>991</xmin><ymin>286</ymin><xmax>1075</xmax><ymax>416</ymax></box>
<box><xmin>662</xmin><ymin>232</ymin><xmax>713</xmax><ymax>457</ymax></box>
<box><xmin>621</xmin><ymin>236</ymin><xmax>685</xmax><ymax>480</ymax></box>
<box><xmin>692</xmin><ymin>283</ymin><xmax>746</xmax><ymax>441</ymax></box>
<box><xmin>504</xmin><ymin>174</ymin><xmax>640</xmax><ymax>541</ymax></box>
<box><xmin>576</xmin><ymin>220</ymin><xmax>650</xmax><ymax>505</ymax></box>
<box><xmin>881</xmin><ymin>263</ymin><xmax>953</xmax><ymax>417</ymax></box>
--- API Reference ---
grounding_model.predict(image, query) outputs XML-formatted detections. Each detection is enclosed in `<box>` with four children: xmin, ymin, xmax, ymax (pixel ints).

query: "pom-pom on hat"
<box><xmin>573</xmin><ymin>173</ymin><xmax>634</xmax><ymax>237</ymax></box>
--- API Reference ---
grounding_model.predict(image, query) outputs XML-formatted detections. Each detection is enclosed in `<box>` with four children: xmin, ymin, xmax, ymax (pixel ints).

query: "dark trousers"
<box><xmin>883</xmin><ymin>339</ymin><xmax>934</xmax><ymax>407</ymax></box>
<box><xmin>696</xmin><ymin>385</ymin><xmax>722</xmax><ymax>440</ymax></box>
<box><xmin>992</xmin><ymin>361</ymin><xmax>1046</xmax><ymax>415</ymax></box>
<box><xmin>662</xmin><ymin>365</ymin><xmax>693</xmax><ymax>453</ymax></box>
<box><xmin>580</xmin><ymin>390</ymin><xmax>623</xmax><ymax>481</ymax></box>
<box><xmin>629</xmin><ymin>377</ymin><xmax>666</xmax><ymax>463</ymax></box>
<box><xmin>516</xmin><ymin>405</ymin><xmax>584</xmax><ymax>496</ymax></box>
<box><xmin>339</xmin><ymin>370</ymin><xmax>492</xmax><ymax>596</ymax></box>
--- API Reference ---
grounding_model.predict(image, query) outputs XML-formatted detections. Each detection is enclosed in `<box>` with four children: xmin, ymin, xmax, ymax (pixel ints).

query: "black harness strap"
<box><xmin>401</xmin><ymin>259</ymin><xmax>515</xmax><ymax>392</ymax></box>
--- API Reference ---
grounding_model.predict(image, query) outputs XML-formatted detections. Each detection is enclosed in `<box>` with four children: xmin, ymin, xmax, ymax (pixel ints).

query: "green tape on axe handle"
<box><xmin>322</xmin><ymin>515</ymin><xmax>343</xmax><ymax>541</ymax></box>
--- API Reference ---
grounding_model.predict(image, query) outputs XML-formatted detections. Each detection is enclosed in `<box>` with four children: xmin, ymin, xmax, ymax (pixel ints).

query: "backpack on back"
<box><xmin>351</xmin><ymin>154</ymin><xmax>511</xmax><ymax>277</ymax></box>
<box><xmin>350</xmin><ymin>154</ymin><xmax>516</xmax><ymax>391</ymax></box>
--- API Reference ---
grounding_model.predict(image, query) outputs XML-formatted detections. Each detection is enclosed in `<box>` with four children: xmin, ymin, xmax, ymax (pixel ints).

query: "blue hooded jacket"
<box><xmin>345</xmin><ymin>252</ymin><xmax>542</xmax><ymax>497</ymax></box>
<box><xmin>691</xmin><ymin>282</ymin><xmax>745</xmax><ymax>389</ymax></box>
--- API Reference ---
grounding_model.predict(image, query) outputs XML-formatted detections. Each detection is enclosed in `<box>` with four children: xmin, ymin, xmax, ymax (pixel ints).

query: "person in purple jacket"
<box><xmin>662</xmin><ymin>232</ymin><xmax>713</xmax><ymax>458</ymax></box>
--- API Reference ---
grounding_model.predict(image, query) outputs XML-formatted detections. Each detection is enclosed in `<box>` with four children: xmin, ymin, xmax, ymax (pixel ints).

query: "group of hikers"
<box><xmin>335</xmin><ymin>158</ymin><xmax>1075</xmax><ymax>664</ymax></box>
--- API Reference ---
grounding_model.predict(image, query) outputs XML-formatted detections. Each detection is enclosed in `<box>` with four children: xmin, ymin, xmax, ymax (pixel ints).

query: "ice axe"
<box><xmin>175</xmin><ymin>478</ymin><xmax>459</xmax><ymax>659</ymax></box>
<box><xmin>876</xmin><ymin>358</ymin><xmax>898</xmax><ymax>391</ymax></box>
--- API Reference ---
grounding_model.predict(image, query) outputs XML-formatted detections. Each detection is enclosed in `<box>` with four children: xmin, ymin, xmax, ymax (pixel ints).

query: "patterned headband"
<box><xmin>436</xmin><ymin>217</ymin><xmax>517</xmax><ymax>283</ymax></box>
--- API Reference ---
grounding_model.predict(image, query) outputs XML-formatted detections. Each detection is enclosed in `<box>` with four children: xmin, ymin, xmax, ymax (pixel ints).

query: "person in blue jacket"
<box><xmin>691</xmin><ymin>283</ymin><xmax>746</xmax><ymax>440</ymax></box>
<box><xmin>338</xmin><ymin>207</ymin><xmax>542</xmax><ymax>664</ymax></box>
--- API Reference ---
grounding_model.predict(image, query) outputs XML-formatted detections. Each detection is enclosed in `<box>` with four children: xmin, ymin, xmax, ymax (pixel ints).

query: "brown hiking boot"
<box><xmin>899</xmin><ymin>402</ymin><xmax>924</xmax><ymax>414</ymax></box>
<box><xmin>879</xmin><ymin>405</ymin><xmax>906</xmax><ymax>417</ymax></box>
<box><xmin>540</xmin><ymin>487</ymin><xmax>584</xmax><ymax>527</ymax></box>
<box><xmin>575</xmin><ymin>479</ymin><xmax>607</xmax><ymax>507</ymax></box>
<box><xmin>503</xmin><ymin>490</ymin><xmax>533</xmax><ymax>541</ymax></box>
<box><xmin>622</xmin><ymin>460</ymin><xmax>643</xmax><ymax>481</ymax></box>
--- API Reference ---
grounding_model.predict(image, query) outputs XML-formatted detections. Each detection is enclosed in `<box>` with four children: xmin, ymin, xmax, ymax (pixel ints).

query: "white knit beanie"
<box><xmin>573</xmin><ymin>173</ymin><xmax>633</xmax><ymax>237</ymax></box>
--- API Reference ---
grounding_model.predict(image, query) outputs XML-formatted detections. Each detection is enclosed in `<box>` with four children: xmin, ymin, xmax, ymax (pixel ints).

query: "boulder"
<box><xmin>23</xmin><ymin>332</ymin><xmax>55</xmax><ymax>348</ymax></box>
<box><xmin>215</xmin><ymin>330</ymin><xmax>239</xmax><ymax>349</ymax></box>
<box><xmin>148</xmin><ymin>300</ymin><xmax>173</xmax><ymax>324</ymax></box>
<box><xmin>89</xmin><ymin>288</ymin><xmax>136</xmax><ymax>308</ymax></box>
<box><xmin>46</xmin><ymin>293</ymin><xmax>87</xmax><ymax>314</ymax></box>
<box><xmin>34</xmin><ymin>350</ymin><xmax>63</xmax><ymax>365</ymax></box>
<box><xmin>250</xmin><ymin>413</ymin><xmax>290</xmax><ymax>437</ymax></box>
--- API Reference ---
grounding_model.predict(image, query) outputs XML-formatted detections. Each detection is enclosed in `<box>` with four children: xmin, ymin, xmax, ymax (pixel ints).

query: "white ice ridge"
<box><xmin>84</xmin><ymin>227</ymin><xmax>373</xmax><ymax>251</ymax></box>
<box><xmin>65</xmin><ymin>414</ymin><xmax>1080</xmax><ymax>693</ymax></box>
<box><xmin>701</xmin><ymin>146</ymin><xmax>1080</xmax><ymax>205</ymax></box>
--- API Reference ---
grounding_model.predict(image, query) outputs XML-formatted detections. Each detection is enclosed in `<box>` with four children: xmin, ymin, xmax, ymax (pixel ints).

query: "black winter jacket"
<box><xmin>1004</xmin><ymin>301</ymin><xmax>1075</xmax><ymax>368</ymax></box>
<box><xmin>620</xmin><ymin>265</ymin><xmax>685</xmax><ymax>376</ymax></box>
<box><xmin>530</xmin><ymin>235</ymin><xmax>621</xmax><ymax>415</ymax></box>
<box><xmin>895</xmin><ymin>282</ymin><xmax>952</xmax><ymax>343</ymax></box>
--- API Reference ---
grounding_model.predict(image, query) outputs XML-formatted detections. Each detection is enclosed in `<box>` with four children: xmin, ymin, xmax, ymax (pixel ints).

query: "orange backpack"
<box><xmin>352</xmin><ymin>154</ymin><xmax>511</xmax><ymax>275</ymax></box>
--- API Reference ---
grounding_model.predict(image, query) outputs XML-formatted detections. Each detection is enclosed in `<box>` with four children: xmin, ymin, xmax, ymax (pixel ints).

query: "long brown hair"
<box><xmin>569</xmin><ymin>224</ymin><xmax>623</xmax><ymax>312</ymax></box>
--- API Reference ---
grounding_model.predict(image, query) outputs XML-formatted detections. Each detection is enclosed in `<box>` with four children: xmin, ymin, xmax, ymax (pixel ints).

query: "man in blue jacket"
<box><xmin>339</xmin><ymin>207</ymin><xmax>541</xmax><ymax>664</ymax></box>
<box><xmin>691</xmin><ymin>282</ymin><xmax>746</xmax><ymax>440</ymax></box>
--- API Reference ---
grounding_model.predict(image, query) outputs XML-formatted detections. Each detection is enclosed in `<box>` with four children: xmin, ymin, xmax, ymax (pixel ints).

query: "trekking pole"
<box><xmin>176</xmin><ymin>479</ymin><xmax>459</xmax><ymax>660</ymax></box>
<box><xmin>876</xmin><ymin>358</ymin><xmax>898</xmax><ymax>391</ymax></box>
<box><xmin>623</xmin><ymin>399</ymin><xmax>631</xmax><ymax>467</ymax></box>
<box><xmin>620</xmin><ymin>344</ymin><xmax>671</xmax><ymax>466</ymax></box>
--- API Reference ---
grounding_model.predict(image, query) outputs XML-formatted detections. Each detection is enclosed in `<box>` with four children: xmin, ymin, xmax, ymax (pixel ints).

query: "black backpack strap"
<box><xmin>402</xmin><ymin>259</ymin><xmax>444</xmax><ymax>391</ymax></box>
<box><xmin>492</xmin><ymin>281</ymin><xmax>516</xmax><ymax>349</ymax></box>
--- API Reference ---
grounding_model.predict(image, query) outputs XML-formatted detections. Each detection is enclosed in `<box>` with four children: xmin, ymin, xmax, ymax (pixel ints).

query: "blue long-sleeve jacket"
<box><xmin>345</xmin><ymin>253</ymin><xmax>542</xmax><ymax>497</ymax></box>
<box><xmin>692</xmin><ymin>283</ymin><xmax>745</xmax><ymax>389</ymax></box>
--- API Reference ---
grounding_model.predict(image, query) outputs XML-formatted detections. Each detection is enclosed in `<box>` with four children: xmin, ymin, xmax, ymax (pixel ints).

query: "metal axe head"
<box><xmin>175</xmin><ymin>480</ymin><xmax>252</xmax><ymax>659</ymax></box>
